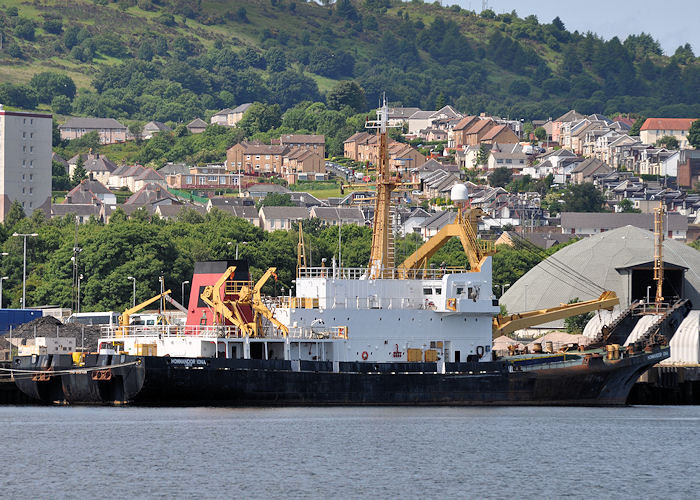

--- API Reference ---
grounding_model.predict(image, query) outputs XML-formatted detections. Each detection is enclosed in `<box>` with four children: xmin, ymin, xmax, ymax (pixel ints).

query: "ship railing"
<box><xmin>296</xmin><ymin>266</ymin><xmax>466</xmax><ymax>280</ymax></box>
<box><xmin>100</xmin><ymin>324</ymin><xmax>246</xmax><ymax>339</ymax></box>
<box><xmin>284</xmin><ymin>325</ymin><xmax>349</xmax><ymax>340</ymax></box>
<box><xmin>269</xmin><ymin>295</ymin><xmax>439</xmax><ymax>311</ymax></box>
<box><xmin>100</xmin><ymin>323</ymin><xmax>312</xmax><ymax>340</ymax></box>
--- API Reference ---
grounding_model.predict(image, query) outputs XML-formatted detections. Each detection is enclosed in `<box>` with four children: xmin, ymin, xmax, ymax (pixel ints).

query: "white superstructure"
<box><xmin>99</xmin><ymin>260</ymin><xmax>499</xmax><ymax>364</ymax></box>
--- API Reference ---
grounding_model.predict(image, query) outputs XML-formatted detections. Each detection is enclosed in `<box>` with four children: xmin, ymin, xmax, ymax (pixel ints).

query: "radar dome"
<box><xmin>450</xmin><ymin>183</ymin><xmax>469</xmax><ymax>202</ymax></box>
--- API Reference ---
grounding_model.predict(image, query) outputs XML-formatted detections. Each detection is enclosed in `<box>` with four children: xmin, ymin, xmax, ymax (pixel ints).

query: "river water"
<box><xmin>0</xmin><ymin>405</ymin><xmax>697</xmax><ymax>499</ymax></box>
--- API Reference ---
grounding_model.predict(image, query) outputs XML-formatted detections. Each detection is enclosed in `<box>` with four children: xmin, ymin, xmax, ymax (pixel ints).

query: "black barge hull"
<box><xmin>12</xmin><ymin>348</ymin><xmax>668</xmax><ymax>406</ymax></box>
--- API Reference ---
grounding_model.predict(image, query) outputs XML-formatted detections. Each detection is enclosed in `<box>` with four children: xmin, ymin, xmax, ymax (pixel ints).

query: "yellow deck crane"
<box><xmin>395</xmin><ymin>205</ymin><xmax>620</xmax><ymax>338</ymax></box>
<box><xmin>200</xmin><ymin>266</ymin><xmax>289</xmax><ymax>337</ymax></box>
<box><xmin>117</xmin><ymin>289</ymin><xmax>173</xmax><ymax>337</ymax></box>
<box><xmin>491</xmin><ymin>291</ymin><xmax>619</xmax><ymax>338</ymax></box>
<box><xmin>396</xmin><ymin>207</ymin><xmax>495</xmax><ymax>278</ymax></box>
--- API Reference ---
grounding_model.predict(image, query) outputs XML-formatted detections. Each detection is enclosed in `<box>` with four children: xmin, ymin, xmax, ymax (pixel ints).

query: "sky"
<box><xmin>454</xmin><ymin>0</ymin><xmax>698</xmax><ymax>55</ymax></box>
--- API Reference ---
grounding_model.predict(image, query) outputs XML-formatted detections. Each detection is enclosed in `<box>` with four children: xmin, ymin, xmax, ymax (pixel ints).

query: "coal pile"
<box><xmin>11</xmin><ymin>316</ymin><xmax>102</xmax><ymax>351</ymax></box>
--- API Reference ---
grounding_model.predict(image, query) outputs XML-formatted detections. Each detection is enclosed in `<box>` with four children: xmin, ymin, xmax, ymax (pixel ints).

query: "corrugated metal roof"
<box><xmin>501</xmin><ymin>226</ymin><xmax>700</xmax><ymax>326</ymax></box>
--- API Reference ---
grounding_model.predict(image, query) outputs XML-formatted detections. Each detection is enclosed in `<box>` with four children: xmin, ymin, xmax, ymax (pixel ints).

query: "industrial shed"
<box><xmin>500</xmin><ymin>225</ymin><xmax>700</xmax><ymax>328</ymax></box>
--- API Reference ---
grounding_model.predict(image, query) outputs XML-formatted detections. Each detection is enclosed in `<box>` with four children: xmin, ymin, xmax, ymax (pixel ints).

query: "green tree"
<box><xmin>129</xmin><ymin>122</ymin><xmax>144</xmax><ymax>145</ymax></box>
<box><xmin>688</xmin><ymin>119</ymin><xmax>700</xmax><ymax>149</ymax></box>
<box><xmin>435</xmin><ymin>92</ymin><xmax>446</xmax><ymax>110</ymax></box>
<box><xmin>257</xmin><ymin>193</ymin><xmax>295</xmax><ymax>208</ymax></box>
<box><xmin>489</xmin><ymin>167</ymin><xmax>512</xmax><ymax>188</ymax></box>
<box><xmin>52</xmin><ymin>160</ymin><xmax>71</xmax><ymax>191</ymax></box>
<box><xmin>534</xmin><ymin>127</ymin><xmax>547</xmax><ymax>142</ymax></box>
<box><xmin>476</xmin><ymin>143</ymin><xmax>490</xmax><ymax>166</ymax></box>
<box><xmin>326</xmin><ymin>81</ymin><xmax>366</xmax><ymax>112</ymax></box>
<box><xmin>238</xmin><ymin>102</ymin><xmax>282</xmax><ymax>136</ymax></box>
<box><xmin>43</xmin><ymin>18</ymin><xmax>63</xmax><ymax>34</ymax></box>
<box><xmin>656</xmin><ymin>135</ymin><xmax>679</xmax><ymax>149</ymax></box>
<box><xmin>630</xmin><ymin>117</ymin><xmax>645</xmax><ymax>136</ymax></box>
<box><xmin>562</xmin><ymin>183</ymin><xmax>605</xmax><ymax>212</ymax></box>
<box><xmin>14</xmin><ymin>19</ymin><xmax>35</xmax><ymax>41</ymax></box>
<box><xmin>508</xmin><ymin>79</ymin><xmax>530</xmax><ymax>96</ymax></box>
<box><xmin>71</xmin><ymin>156</ymin><xmax>87</xmax><ymax>186</ymax></box>
<box><xmin>265</xmin><ymin>47</ymin><xmax>288</xmax><ymax>72</ymax></box>
<box><xmin>564</xmin><ymin>298</ymin><xmax>594</xmax><ymax>333</ymax></box>
<box><xmin>618</xmin><ymin>198</ymin><xmax>640</xmax><ymax>213</ymax></box>
<box><xmin>3</xmin><ymin>201</ymin><xmax>26</xmax><ymax>231</ymax></box>
<box><xmin>51</xmin><ymin>95</ymin><xmax>72</xmax><ymax>115</ymax></box>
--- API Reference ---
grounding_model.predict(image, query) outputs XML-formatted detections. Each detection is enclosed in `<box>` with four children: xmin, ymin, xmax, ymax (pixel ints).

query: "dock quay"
<box><xmin>628</xmin><ymin>365</ymin><xmax>700</xmax><ymax>405</ymax></box>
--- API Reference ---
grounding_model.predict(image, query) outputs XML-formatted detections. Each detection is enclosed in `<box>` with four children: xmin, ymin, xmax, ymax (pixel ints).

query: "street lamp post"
<box><xmin>77</xmin><ymin>274</ymin><xmax>83</xmax><ymax>313</ymax></box>
<box><xmin>128</xmin><ymin>276</ymin><xmax>136</xmax><ymax>308</ymax></box>
<box><xmin>227</xmin><ymin>241</ymin><xmax>248</xmax><ymax>259</ymax></box>
<box><xmin>158</xmin><ymin>275</ymin><xmax>164</xmax><ymax>314</ymax></box>
<box><xmin>181</xmin><ymin>280</ymin><xmax>190</xmax><ymax>305</ymax></box>
<box><xmin>12</xmin><ymin>233</ymin><xmax>38</xmax><ymax>309</ymax></box>
<box><xmin>500</xmin><ymin>283</ymin><xmax>510</xmax><ymax>297</ymax></box>
<box><xmin>0</xmin><ymin>276</ymin><xmax>8</xmax><ymax>309</ymax></box>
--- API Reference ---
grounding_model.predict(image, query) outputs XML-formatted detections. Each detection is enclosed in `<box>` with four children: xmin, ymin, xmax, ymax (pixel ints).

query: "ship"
<box><xmin>10</xmin><ymin>98</ymin><xmax>688</xmax><ymax>406</ymax></box>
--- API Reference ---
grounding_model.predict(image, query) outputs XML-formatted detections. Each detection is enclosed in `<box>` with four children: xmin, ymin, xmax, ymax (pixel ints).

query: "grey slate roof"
<box><xmin>214</xmin><ymin>205</ymin><xmax>259</xmax><ymax>219</ymax></box>
<box><xmin>143</xmin><ymin>121</ymin><xmax>170</xmax><ymax>132</ymax></box>
<box><xmin>554</xmin><ymin>110</ymin><xmax>585</xmax><ymax>123</ymax></box>
<box><xmin>560</xmin><ymin>212</ymin><xmax>688</xmax><ymax>231</ymax></box>
<box><xmin>419</xmin><ymin>210</ymin><xmax>456</xmax><ymax>229</ymax></box>
<box><xmin>310</xmin><ymin>206</ymin><xmax>364</xmax><ymax>222</ymax></box>
<box><xmin>158</xmin><ymin>163</ymin><xmax>190</xmax><ymax>176</ymax></box>
<box><xmin>51</xmin><ymin>203</ymin><xmax>101</xmax><ymax>218</ymax></box>
<box><xmin>125</xmin><ymin>183</ymin><xmax>177</xmax><ymax>205</ymax></box>
<box><xmin>279</xmin><ymin>134</ymin><xmax>325</xmax><ymax>144</ymax></box>
<box><xmin>187</xmin><ymin>118</ymin><xmax>207</xmax><ymax>129</ymax></box>
<box><xmin>289</xmin><ymin>192</ymin><xmax>323</xmax><ymax>207</ymax></box>
<box><xmin>60</xmin><ymin>117</ymin><xmax>126</xmax><ymax>129</ymax></box>
<box><xmin>247</xmin><ymin>183</ymin><xmax>291</xmax><ymax>195</ymax></box>
<box><xmin>135</xmin><ymin>168</ymin><xmax>165</xmax><ymax>181</ymax></box>
<box><xmin>156</xmin><ymin>204</ymin><xmax>206</xmax><ymax>219</ymax></box>
<box><xmin>231</xmin><ymin>103</ymin><xmax>252</xmax><ymax>114</ymax></box>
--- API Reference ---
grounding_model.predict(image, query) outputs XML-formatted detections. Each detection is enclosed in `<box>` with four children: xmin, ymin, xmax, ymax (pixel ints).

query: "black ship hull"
<box><xmin>12</xmin><ymin>347</ymin><xmax>669</xmax><ymax>406</ymax></box>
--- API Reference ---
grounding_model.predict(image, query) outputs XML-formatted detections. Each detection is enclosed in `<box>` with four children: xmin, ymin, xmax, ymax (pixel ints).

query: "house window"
<box><xmin>266</xmin><ymin>155</ymin><xmax>270</xmax><ymax>159</ymax></box>
<box><xmin>255</xmin><ymin>155</ymin><xmax>260</xmax><ymax>160</ymax></box>
<box><xmin>30</xmin><ymin>146</ymin><xmax>33</xmax><ymax>153</ymax></box>
<box><xmin>186</xmin><ymin>176</ymin><xmax>193</xmax><ymax>184</ymax></box>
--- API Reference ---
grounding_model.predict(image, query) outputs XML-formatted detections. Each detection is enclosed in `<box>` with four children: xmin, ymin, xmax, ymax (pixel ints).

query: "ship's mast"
<box><xmin>366</xmin><ymin>95</ymin><xmax>400</xmax><ymax>279</ymax></box>
<box><xmin>653</xmin><ymin>201</ymin><xmax>664</xmax><ymax>307</ymax></box>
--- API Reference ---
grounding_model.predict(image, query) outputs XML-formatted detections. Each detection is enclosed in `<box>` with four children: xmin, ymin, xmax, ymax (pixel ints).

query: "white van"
<box><xmin>65</xmin><ymin>311</ymin><xmax>120</xmax><ymax>327</ymax></box>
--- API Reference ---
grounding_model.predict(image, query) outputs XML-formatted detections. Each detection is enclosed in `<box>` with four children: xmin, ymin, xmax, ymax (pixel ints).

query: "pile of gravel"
<box><xmin>10</xmin><ymin>316</ymin><xmax>103</xmax><ymax>351</ymax></box>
